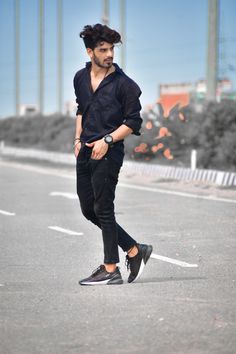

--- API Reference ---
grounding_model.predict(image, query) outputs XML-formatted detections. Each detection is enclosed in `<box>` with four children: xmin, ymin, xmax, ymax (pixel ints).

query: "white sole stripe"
<box><xmin>80</xmin><ymin>279</ymin><xmax>110</xmax><ymax>285</ymax></box>
<box><xmin>132</xmin><ymin>259</ymin><xmax>145</xmax><ymax>283</ymax></box>
<box><xmin>80</xmin><ymin>278</ymin><xmax>123</xmax><ymax>285</ymax></box>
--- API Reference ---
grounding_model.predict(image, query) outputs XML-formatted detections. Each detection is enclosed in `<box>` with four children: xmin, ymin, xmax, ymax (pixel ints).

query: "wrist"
<box><xmin>104</xmin><ymin>134</ymin><xmax>114</xmax><ymax>146</ymax></box>
<box><xmin>73</xmin><ymin>138</ymin><xmax>81</xmax><ymax>148</ymax></box>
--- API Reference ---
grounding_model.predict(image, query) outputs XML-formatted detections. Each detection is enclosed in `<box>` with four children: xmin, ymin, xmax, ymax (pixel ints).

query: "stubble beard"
<box><xmin>93</xmin><ymin>54</ymin><xmax>113</xmax><ymax>69</ymax></box>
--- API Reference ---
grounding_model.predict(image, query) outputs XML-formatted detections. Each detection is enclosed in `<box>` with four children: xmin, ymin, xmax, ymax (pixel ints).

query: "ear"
<box><xmin>86</xmin><ymin>48</ymin><xmax>93</xmax><ymax>59</ymax></box>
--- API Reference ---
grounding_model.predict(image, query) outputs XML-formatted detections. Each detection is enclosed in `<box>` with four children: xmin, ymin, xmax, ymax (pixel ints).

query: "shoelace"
<box><xmin>125</xmin><ymin>255</ymin><xmax>131</xmax><ymax>270</ymax></box>
<box><xmin>126</xmin><ymin>245</ymin><xmax>137</xmax><ymax>270</ymax></box>
<box><xmin>92</xmin><ymin>265</ymin><xmax>103</xmax><ymax>275</ymax></box>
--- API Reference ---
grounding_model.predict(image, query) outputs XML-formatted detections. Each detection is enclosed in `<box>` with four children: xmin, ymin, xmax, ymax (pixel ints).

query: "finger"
<box><xmin>86</xmin><ymin>142</ymin><xmax>94</xmax><ymax>147</ymax></box>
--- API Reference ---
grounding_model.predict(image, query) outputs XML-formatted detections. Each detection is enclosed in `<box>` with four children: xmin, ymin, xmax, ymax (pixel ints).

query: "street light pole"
<box><xmin>57</xmin><ymin>0</ymin><xmax>63</xmax><ymax>114</ymax></box>
<box><xmin>15</xmin><ymin>0</ymin><xmax>20</xmax><ymax>117</ymax></box>
<box><xmin>102</xmin><ymin>0</ymin><xmax>109</xmax><ymax>26</ymax></box>
<box><xmin>38</xmin><ymin>0</ymin><xmax>44</xmax><ymax>115</ymax></box>
<box><xmin>120</xmin><ymin>0</ymin><xmax>126</xmax><ymax>71</ymax></box>
<box><xmin>206</xmin><ymin>0</ymin><xmax>219</xmax><ymax>101</ymax></box>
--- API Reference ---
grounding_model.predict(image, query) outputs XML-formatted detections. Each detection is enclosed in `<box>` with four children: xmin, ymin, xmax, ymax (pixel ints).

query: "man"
<box><xmin>73</xmin><ymin>24</ymin><xmax>153</xmax><ymax>285</ymax></box>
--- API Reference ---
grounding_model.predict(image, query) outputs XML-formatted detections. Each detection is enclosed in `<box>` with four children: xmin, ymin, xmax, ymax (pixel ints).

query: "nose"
<box><xmin>108</xmin><ymin>48</ymin><xmax>113</xmax><ymax>57</ymax></box>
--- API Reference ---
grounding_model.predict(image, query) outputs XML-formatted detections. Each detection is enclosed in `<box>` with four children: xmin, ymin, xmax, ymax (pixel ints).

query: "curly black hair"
<box><xmin>80</xmin><ymin>24</ymin><xmax>122</xmax><ymax>49</ymax></box>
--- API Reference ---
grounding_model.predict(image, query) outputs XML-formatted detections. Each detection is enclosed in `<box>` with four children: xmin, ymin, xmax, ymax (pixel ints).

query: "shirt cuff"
<box><xmin>123</xmin><ymin>120</ymin><xmax>142</xmax><ymax>136</ymax></box>
<box><xmin>76</xmin><ymin>108</ymin><xmax>83</xmax><ymax>116</ymax></box>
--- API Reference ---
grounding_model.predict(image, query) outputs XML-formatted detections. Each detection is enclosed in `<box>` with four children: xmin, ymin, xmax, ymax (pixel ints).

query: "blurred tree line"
<box><xmin>125</xmin><ymin>100</ymin><xmax>236</xmax><ymax>172</ymax></box>
<box><xmin>0</xmin><ymin>100</ymin><xmax>235</xmax><ymax>171</ymax></box>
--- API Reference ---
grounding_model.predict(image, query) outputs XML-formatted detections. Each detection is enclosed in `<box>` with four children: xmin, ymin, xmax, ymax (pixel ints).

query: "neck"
<box><xmin>91</xmin><ymin>62</ymin><xmax>112</xmax><ymax>77</ymax></box>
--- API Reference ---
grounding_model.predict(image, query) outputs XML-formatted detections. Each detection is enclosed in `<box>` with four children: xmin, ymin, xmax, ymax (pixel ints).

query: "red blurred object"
<box><xmin>134</xmin><ymin>143</ymin><xmax>148</xmax><ymax>153</ymax></box>
<box><xmin>151</xmin><ymin>143</ymin><xmax>164</xmax><ymax>153</ymax></box>
<box><xmin>145</xmin><ymin>121</ymin><xmax>153</xmax><ymax>130</ymax></box>
<box><xmin>163</xmin><ymin>148</ymin><xmax>173</xmax><ymax>160</ymax></box>
<box><xmin>156</xmin><ymin>126</ymin><xmax>171</xmax><ymax>139</ymax></box>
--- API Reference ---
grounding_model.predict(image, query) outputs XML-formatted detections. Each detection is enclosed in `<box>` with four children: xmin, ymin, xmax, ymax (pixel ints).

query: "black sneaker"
<box><xmin>79</xmin><ymin>265</ymin><xmax>123</xmax><ymax>286</ymax></box>
<box><xmin>126</xmin><ymin>243</ymin><xmax>153</xmax><ymax>283</ymax></box>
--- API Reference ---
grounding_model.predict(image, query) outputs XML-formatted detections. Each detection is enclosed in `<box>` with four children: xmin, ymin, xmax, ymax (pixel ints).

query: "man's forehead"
<box><xmin>96</xmin><ymin>41</ymin><xmax>113</xmax><ymax>49</ymax></box>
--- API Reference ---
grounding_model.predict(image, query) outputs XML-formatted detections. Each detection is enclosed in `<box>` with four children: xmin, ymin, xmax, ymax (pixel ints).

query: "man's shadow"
<box><xmin>127</xmin><ymin>276</ymin><xmax>206</xmax><ymax>284</ymax></box>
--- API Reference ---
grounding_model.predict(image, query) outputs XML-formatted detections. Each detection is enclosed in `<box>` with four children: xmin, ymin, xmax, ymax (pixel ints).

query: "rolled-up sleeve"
<box><xmin>75</xmin><ymin>97</ymin><xmax>83</xmax><ymax>116</ymax></box>
<box><xmin>73</xmin><ymin>74</ymin><xmax>83</xmax><ymax>116</ymax></box>
<box><xmin>120</xmin><ymin>81</ymin><xmax>143</xmax><ymax>135</ymax></box>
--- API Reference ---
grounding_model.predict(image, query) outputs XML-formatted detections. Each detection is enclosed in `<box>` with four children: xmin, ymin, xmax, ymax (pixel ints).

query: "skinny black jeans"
<box><xmin>76</xmin><ymin>146</ymin><xmax>137</xmax><ymax>264</ymax></box>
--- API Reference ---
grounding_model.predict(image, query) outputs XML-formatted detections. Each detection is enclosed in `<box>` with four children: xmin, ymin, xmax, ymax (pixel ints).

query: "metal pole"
<box><xmin>57</xmin><ymin>0</ymin><xmax>63</xmax><ymax>114</ymax></box>
<box><xmin>102</xmin><ymin>0</ymin><xmax>109</xmax><ymax>26</ymax></box>
<box><xmin>206</xmin><ymin>0</ymin><xmax>219</xmax><ymax>101</ymax></box>
<box><xmin>120</xmin><ymin>0</ymin><xmax>126</xmax><ymax>71</ymax></box>
<box><xmin>191</xmin><ymin>149</ymin><xmax>197</xmax><ymax>170</ymax></box>
<box><xmin>39</xmin><ymin>0</ymin><xmax>44</xmax><ymax>115</ymax></box>
<box><xmin>15</xmin><ymin>0</ymin><xmax>20</xmax><ymax>117</ymax></box>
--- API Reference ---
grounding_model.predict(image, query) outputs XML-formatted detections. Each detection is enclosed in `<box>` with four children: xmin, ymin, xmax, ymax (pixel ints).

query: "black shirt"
<box><xmin>73</xmin><ymin>62</ymin><xmax>143</xmax><ymax>165</ymax></box>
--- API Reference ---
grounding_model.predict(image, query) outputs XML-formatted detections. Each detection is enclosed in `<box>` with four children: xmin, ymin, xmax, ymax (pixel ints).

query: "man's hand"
<box><xmin>74</xmin><ymin>142</ymin><xmax>81</xmax><ymax>158</ymax></box>
<box><xmin>86</xmin><ymin>139</ymin><xmax>108</xmax><ymax>160</ymax></box>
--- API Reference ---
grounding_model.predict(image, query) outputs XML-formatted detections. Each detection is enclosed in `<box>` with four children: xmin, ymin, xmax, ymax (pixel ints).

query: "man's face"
<box><xmin>88</xmin><ymin>41</ymin><xmax>114</xmax><ymax>68</ymax></box>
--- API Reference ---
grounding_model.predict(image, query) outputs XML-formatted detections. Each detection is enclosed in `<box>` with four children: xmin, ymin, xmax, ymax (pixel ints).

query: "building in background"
<box><xmin>158</xmin><ymin>82</ymin><xmax>194</xmax><ymax>117</ymax></box>
<box><xmin>158</xmin><ymin>79</ymin><xmax>236</xmax><ymax>114</ymax></box>
<box><xmin>65</xmin><ymin>100</ymin><xmax>77</xmax><ymax>117</ymax></box>
<box><xmin>19</xmin><ymin>104</ymin><xmax>39</xmax><ymax>116</ymax></box>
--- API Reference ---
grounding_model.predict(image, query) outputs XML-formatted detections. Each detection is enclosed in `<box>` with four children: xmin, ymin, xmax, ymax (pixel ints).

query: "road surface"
<box><xmin>0</xmin><ymin>157</ymin><xmax>236</xmax><ymax>354</ymax></box>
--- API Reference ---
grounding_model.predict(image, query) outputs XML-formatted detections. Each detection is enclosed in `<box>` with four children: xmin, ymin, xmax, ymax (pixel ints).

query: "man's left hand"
<box><xmin>86</xmin><ymin>139</ymin><xmax>109</xmax><ymax>160</ymax></box>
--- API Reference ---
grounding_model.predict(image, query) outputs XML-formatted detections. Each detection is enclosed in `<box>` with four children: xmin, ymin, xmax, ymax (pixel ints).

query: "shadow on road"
<box><xmin>135</xmin><ymin>276</ymin><xmax>207</xmax><ymax>284</ymax></box>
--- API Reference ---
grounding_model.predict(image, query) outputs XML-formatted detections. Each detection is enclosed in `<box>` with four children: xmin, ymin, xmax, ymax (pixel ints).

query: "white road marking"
<box><xmin>0</xmin><ymin>209</ymin><xmax>15</xmax><ymax>216</ymax></box>
<box><xmin>1</xmin><ymin>160</ymin><xmax>236</xmax><ymax>204</ymax></box>
<box><xmin>150</xmin><ymin>253</ymin><xmax>198</xmax><ymax>268</ymax></box>
<box><xmin>118</xmin><ymin>182</ymin><xmax>236</xmax><ymax>204</ymax></box>
<box><xmin>50</xmin><ymin>191</ymin><xmax>77</xmax><ymax>199</ymax></box>
<box><xmin>48</xmin><ymin>226</ymin><xmax>83</xmax><ymax>236</ymax></box>
<box><xmin>0</xmin><ymin>161</ymin><xmax>74</xmax><ymax>180</ymax></box>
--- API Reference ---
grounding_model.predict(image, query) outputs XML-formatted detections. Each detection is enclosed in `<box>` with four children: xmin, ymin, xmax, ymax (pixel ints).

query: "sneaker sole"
<box><xmin>132</xmin><ymin>245</ymin><xmax>153</xmax><ymax>283</ymax></box>
<box><xmin>79</xmin><ymin>278</ymin><xmax>123</xmax><ymax>286</ymax></box>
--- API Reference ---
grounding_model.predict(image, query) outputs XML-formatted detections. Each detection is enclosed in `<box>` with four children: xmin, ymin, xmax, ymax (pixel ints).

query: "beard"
<box><xmin>93</xmin><ymin>53</ymin><xmax>113</xmax><ymax>68</ymax></box>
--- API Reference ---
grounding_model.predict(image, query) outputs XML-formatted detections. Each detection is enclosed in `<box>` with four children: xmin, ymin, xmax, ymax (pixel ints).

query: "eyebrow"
<box><xmin>98</xmin><ymin>45</ymin><xmax>114</xmax><ymax>50</ymax></box>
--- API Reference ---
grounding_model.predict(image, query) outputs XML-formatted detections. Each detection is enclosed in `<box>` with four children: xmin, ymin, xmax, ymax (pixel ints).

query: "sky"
<box><xmin>0</xmin><ymin>0</ymin><xmax>235</xmax><ymax>118</ymax></box>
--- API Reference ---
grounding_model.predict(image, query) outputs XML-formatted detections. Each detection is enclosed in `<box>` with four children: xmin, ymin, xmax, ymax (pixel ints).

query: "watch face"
<box><xmin>105</xmin><ymin>135</ymin><xmax>113</xmax><ymax>144</ymax></box>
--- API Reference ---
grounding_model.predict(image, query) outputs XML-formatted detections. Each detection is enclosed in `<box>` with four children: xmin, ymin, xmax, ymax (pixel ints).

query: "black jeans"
<box><xmin>76</xmin><ymin>146</ymin><xmax>137</xmax><ymax>264</ymax></box>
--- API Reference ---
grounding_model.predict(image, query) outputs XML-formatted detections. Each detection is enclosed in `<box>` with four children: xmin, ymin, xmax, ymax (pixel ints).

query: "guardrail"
<box><xmin>124</xmin><ymin>161</ymin><xmax>236</xmax><ymax>187</ymax></box>
<box><xmin>0</xmin><ymin>143</ymin><xmax>236</xmax><ymax>187</ymax></box>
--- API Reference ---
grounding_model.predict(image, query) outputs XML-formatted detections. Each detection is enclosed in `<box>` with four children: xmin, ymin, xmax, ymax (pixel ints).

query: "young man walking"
<box><xmin>73</xmin><ymin>24</ymin><xmax>153</xmax><ymax>285</ymax></box>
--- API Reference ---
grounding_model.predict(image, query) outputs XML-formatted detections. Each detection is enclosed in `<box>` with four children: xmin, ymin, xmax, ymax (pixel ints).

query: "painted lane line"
<box><xmin>118</xmin><ymin>182</ymin><xmax>236</xmax><ymax>204</ymax></box>
<box><xmin>50</xmin><ymin>191</ymin><xmax>77</xmax><ymax>199</ymax></box>
<box><xmin>0</xmin><ymin>161</ymin><xmax>75</xmax><ymax>180</ymax></box>
<box><xmin>0</xmin><ymin>209</ymin><xmax>16</xmax><ymax>216</ymax></box>
<box><xmin>150</xmin><ymin>253</ymin><xmax>198</xmax><ymax>268</ymax></box>
<box><xmin>48</xmin><ymin>226</ymin><xmax>83</xmax><ymax>236</ymax></box>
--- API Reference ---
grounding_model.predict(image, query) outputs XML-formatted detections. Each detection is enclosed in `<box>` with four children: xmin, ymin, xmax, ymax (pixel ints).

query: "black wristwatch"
<box><xmin>104</xmin><ymin>134</ymin><xmax>113</xmax><ymax>146</ymax></box>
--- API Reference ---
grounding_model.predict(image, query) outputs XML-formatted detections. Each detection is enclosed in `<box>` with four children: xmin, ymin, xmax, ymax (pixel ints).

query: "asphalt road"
<box><xmin>0</xmin><ymin>157</ymin><xmax>236</xmax><ymax>354</ymax></box>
